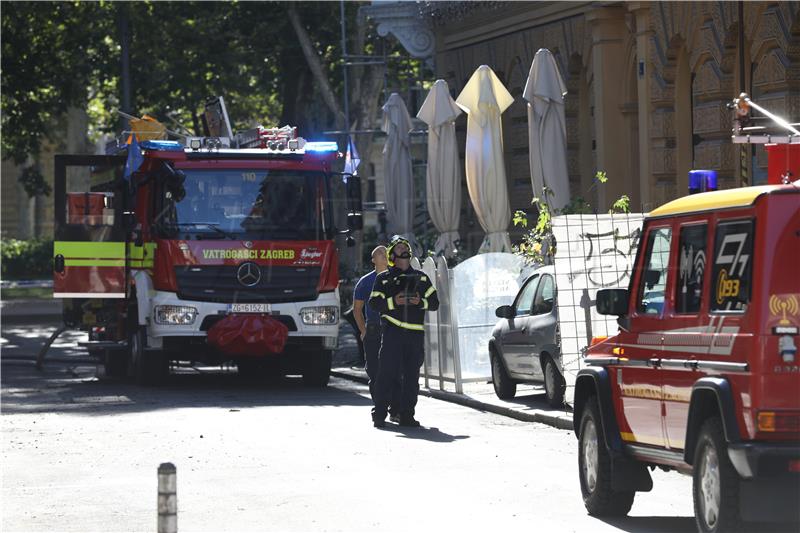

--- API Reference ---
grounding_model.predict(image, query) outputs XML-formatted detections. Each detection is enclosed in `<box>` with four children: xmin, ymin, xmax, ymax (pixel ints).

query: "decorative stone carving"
<box><xmin>361</xmin><ymin>2</ymin><xmax>435</xmax><ymax>58</ymax></box>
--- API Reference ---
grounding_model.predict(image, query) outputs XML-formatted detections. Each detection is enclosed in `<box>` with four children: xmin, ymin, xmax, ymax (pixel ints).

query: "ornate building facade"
<box><xmin>368</xmin><ymin>0</ymin><xmax>799</xmax><ymax>252</ymax></box>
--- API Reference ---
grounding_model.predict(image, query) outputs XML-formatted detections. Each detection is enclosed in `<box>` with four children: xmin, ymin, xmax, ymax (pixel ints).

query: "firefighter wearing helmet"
<box><xmin>368</xmin><ymin>236</ymin><xmax>439</xmax><ymax>428</ymax></box>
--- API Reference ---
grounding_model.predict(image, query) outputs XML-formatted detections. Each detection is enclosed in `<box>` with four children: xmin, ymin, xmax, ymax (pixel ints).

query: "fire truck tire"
<box><xmin>128</xmin><ymin>327</ymin><xmax>168</xmax><ymax>385</ymax></box>
<box><xmin>543</xmin><ymin>357</ymin><xmax>565</xmax><ymax>407</ymax></box>
<box><xmin>692</xmin><ymin>417</ymin><xmax>745</xmax><ymax>533</ymax></box>
<box><xmin>491</xmin><ymin>350</ymin><xmax>516</xmax><ymax>400</ymax></box>
<box><xmin>302</xmin><ymin>350</ymin><xmax>332</xmax><ymax>387</ymax></box>
<box><xmin>578</xmin><ymin>396</ymin><xmax>635</xmax><ymax>516</ymax></box>
<box><xmin>104</xmin><ymin>350</ymin><xmax>128</xmax><ymax>378</ymax></box>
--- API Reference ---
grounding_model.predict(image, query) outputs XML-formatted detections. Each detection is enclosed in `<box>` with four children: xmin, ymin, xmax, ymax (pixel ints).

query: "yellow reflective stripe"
<box><xmin>381</xmin><ymin>315</ymin><xmax>424</xmax><ymax>331</ymax></box>
<box><xmin>128</xmin><ymin>242</ymin><xmax>156</xmax><ymax>268</ymax></box>
<box><xmin>421</xmin><ymin>298</ymin><xmax>428</xmax><ymax>310</ymax></box>
<box><xmin>370</xmin><ymin>291</ymin><xmax>385</xmax><ymax>298</ymax></box>
<box><xmin>421</xmin><ymin>276</ymin><xmax>427</xmax><ymax>282</ymax></box>
<box><xmin>127</xmin><ymin>242</ymin><xmax>157</xmax><ymax>260</ymax></box>
<box><xmin>424</xmin><ymin>286</ymin><xmax>436</xmax><ymax>298</ymax></box>
<box><xmin>64</xmin><ymin>259</ymin><xmax>125</xmax><ymax>267</ymax></box>
<box><xmin>387</xmin><ymin>297</ymin><xmax>395</xmax><ymax>311</ymax></box>
<box><xmin>54</xmin><ymin>241</ymin><xmax>125</xmax><ymax>258</ymax></box>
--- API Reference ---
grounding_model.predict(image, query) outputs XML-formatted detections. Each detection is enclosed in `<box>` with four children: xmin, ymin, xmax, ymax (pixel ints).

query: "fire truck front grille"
<box><xmin>175</xmin><ymin>265</ymin><xmax>322</xmax><ymax>303</ymax></box>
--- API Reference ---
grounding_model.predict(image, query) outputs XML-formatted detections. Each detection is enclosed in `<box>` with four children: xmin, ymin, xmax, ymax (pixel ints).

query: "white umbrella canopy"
<box><xmin>524</xmin><ymin>48</ymin><xmax>570</xmax><ymax>211</ymax></box>
<box><xmin>381</xmin><ymin>93</ymin><xmax>415</xmax><ymax>244</ymax></box>
<box><xmin>417</xmin><ymin>79</ymin><xmax>463</xmax><ymax>258</ymax></box>
<box><xmin>455</xmin><ymin>65</ymin><xmax>514</xmax><ymax>253</ymax></box>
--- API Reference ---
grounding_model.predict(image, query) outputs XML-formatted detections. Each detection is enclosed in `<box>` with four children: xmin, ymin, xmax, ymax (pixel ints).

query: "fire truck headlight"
<box><xmin>155</xmin><ymin>305</ymin><xmax>198</xmax><ymax>325</ymax></box>
<box><xmin>300</xmin><ymin>306</ymin><xmax>338</xmax><ymax>325</ymax></box>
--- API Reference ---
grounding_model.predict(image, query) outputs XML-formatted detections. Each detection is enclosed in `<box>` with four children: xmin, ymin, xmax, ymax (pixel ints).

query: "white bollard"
<box><xmin>157</xmin><ymin>463</ymin><xmax>177</xmax><ymax>533</ymax></box>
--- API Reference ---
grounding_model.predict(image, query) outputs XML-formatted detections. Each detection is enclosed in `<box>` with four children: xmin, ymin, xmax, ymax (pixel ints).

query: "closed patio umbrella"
<box><xmin>455</xmin><ymin>65</ymin><xmax>514</xmax><ymax>253</ymax></box>
<box><xmin>524</xmin><ymin>48</ymin><xmax>570</xmax><ymax>211</ymax></box>
<box><xmin>417</xmin><ymin>80</ymin><xmax>463</xmax><ymax>258</ymax></box>
<box><xmin>381</xmin><ymin>93</ymin><xmax>415</xmax><ymax>243</ymax></box>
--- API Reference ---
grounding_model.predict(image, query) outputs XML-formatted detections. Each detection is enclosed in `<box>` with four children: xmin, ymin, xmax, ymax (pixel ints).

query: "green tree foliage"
<box><xmin>3</xmin><ymin>2</ymin><xmax>417</xmax><ymax>164</ymax></box>
<box><xmin>1</xmin><ymin>1</ymin><xmax>115</xmax><ymax>163</ymax></box>
<box><xmin>0</xmin><ymin>238</ymin><xmax>54</xmax><ymax>279</ymax></box>
<box><xmin>513</xmin><ymin>172</ymin><xmax>631</xmax><ymax>264</ymax></box>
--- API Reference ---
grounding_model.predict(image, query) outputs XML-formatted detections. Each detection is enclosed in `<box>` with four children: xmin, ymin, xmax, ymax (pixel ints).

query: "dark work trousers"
<box><xmin>373</xmin><ymin>324</ymin><xmax>424</xmax><ymax>419</ymax></box>
<box><xmin>364</xmin><ymin>322</ymin><xmax>401</xmax><ymax>414</ymax></box>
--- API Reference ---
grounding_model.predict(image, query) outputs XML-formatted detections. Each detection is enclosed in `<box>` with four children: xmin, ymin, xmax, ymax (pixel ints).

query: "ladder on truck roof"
<box><xmin>730</xmin><ymin>92</ymin><xmax>800</xmax><ymax>144</ymax></box>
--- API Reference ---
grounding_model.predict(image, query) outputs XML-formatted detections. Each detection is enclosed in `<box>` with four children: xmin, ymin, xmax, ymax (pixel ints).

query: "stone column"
<box><xmin>587</xmin><ymin>6</ymin><xmax>628</xmax><ymax>210</ymax></box>
<box><xmin>629</xmin><ymin>3</ymin><xmax>653</xmax><ymax>210</ymax></box>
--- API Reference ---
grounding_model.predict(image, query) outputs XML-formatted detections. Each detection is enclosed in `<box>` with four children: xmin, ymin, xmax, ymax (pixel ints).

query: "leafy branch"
<box><xmin>513</xmin><ymin>171</ymin><xmax>630</xmax><ymax>264</ymax></box>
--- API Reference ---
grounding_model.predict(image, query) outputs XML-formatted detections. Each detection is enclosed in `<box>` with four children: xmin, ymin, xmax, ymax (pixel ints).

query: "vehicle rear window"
<box><xmin>676</xmin><ymin>224</ymin><xmax>707</xmax><ymax>314</ymax></box>
<box><xmin>710</xmin><ymin>220</ymin><xmax>753</xmax><ymax>313</ymax></box>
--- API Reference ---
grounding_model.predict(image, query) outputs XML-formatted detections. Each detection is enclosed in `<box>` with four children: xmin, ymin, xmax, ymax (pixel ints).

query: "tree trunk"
<box><xmin>286</xmin><ymin>5</ymin><xmax>346</xmax><ymax>130</ymax></box>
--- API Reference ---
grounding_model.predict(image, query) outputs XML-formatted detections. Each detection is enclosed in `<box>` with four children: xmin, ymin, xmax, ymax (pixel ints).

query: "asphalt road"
<box><xmin>1</xmin><ymin>320</ymin><xmax>697</xmax><ymax>532</ymax></box>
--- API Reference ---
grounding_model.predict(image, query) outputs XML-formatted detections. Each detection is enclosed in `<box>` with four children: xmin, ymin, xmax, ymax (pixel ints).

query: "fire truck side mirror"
<box><xmin>123</xmin><ymin>211</ymin><xmax>137</xmax><ymax>229</ymax></box>
<box><xmin>347</xmin><ymin>212</ymin><xmax>363</xmax><ymax>231</ymax></box>
<box><xmin>344</xmin><ymin>174</ymin><xmax>362</xmax><ymax>212</ymax></box>
<box><xmin>596</xmin><ymin>288</ymin><xmax>629</xmax><ymax>316</ymax></box>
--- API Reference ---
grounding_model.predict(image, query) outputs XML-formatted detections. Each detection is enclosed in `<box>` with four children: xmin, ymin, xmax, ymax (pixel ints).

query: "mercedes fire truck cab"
<box><xmin>53</xmin><ymin>132</ymin><xmax>362</xmax><ymax>386</ymax></box>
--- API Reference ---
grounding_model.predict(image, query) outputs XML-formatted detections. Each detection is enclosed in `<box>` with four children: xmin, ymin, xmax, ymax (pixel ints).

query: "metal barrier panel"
<box><xmin>551</xmin><ymin>214</ymin><xmax>645</xmax><ymax>405</ymax></box>
<box><xmin>451</xmin><ymin>253</ymin><xmax>533</xmax><ymax>383</ymax></box>
<box><xmin>421</xmin><ymin>257</ymin><xmax>439</xmax><ymax>388</ymax></box>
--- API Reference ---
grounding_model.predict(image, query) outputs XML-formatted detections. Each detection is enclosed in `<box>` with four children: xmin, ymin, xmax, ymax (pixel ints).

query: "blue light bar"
<box><xmin>304</xmin><ymin>141</ymin><xmax>339</xmax><ymax>153</ymax></box>
<box><xmin>141</xmin><ymin>140</ymin><xmax>184</xmax><ymax>152</ymax></box>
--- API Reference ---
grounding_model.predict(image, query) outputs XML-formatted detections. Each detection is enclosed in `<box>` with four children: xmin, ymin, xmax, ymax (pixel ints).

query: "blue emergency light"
<box><xmin>304</xmin><ymin>141</ymin><xmax>339</xmax><ymax>153</ymax></box>
<box><xmin>140</xmin><ymin>140</ymin><xmax>184</xmax><ymax>152</ymax></box>
<box><xmin>688</xmin><ymin>169</ymin><xmax>718</xmax><ymax>194</ymax></box>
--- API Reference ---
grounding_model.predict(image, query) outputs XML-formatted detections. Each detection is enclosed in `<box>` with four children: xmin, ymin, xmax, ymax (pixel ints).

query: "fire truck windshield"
<box><xmin>158</xmin><ymin>169</ymin><xmax>328</xmax><ymax>240</ymax></box>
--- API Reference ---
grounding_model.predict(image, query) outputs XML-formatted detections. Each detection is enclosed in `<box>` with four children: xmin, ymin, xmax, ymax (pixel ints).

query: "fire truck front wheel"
<box><xmin>104</xmin><ymin>350</ymin><xmax>128</xmax><ymax>378</ymax></box>
<box><xmin>128</xmin><ymin>327</ymin><xmax>168</xmax><ymax>385</ymax></box>
<box><xmin>302</xmin><ymin>350</ymin><xmax>332</xmax><ymax>387</ymax></box>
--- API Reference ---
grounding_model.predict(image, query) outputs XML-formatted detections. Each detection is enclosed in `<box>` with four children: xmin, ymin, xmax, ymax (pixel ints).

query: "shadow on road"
<box><xmin>1</xmin><ymin>320</ymin><xmax>373</xmax><ymax>416</ymax></box>
<box><xmin>1</xmin><ymin>361</ymin><xmax>373</xmax><ymax>416</ymax></box>
<box><xmin>391</xmin><ymin>424</ymin><xmax>470</xmax><ymax>443</ymax></box>
<box><xmin>597</xmin><ymin>516</ymin><xmax>694</xmax><ymax>533</ymax></box>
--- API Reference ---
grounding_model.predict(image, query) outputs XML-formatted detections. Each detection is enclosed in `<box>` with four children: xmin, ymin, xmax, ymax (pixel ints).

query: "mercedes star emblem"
<box><xmin>237</xmin><ymin>262</ymin><xmax>261</xmax><ymax>287</ymax></box>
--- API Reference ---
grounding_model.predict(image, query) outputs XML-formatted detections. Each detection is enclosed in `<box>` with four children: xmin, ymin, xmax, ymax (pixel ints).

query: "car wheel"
<box><xmin>128</xmin><ymin>326</ymin><xmax>167</xmax><ymax>385</ymax></box>
<box><xmin>302</xmin><ymin>350</ymin><xmax>332</xmax><ymax>387</ymax></box>
<box><xmin>543</xmin><ymin>356</ymin><xmax>565</xmax><ymax>407</ymax></box>
<box><xmin>490</xmin><ymin>350</ymin><xmax>516</xmax><ymax>400</ymax></box>
<box><xmin>693</xmin><ymin>417</ymin><xmax>744</xmax><ymax>533</ymax></box>
<box><xmin>578</xmin><ymin>396</ymin><xmax>635</xmax><ymax>516</ymax></box>
<box><xmin>104</xmin><ymin>349</ymin><xmax>128</xmax><ymax>378</ymax></box>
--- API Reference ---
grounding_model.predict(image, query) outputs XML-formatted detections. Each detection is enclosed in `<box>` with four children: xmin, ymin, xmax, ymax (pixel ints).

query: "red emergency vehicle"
<box><xmin>52</xmin><ymin>125</ymin><xmax>362</xmax><ymax>385</ymax></box>
<box><xmin>572</xmin><ymin>93</ymin><xmax>800</xmax><ymax>532</ymax></box>
<box><xmin>573</xmin><ymin>181</ymin><xmax>800</xmax><ymax>532</ymax></box>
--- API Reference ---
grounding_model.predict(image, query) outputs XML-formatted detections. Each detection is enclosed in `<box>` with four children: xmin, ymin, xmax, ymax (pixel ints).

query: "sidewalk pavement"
<box><xmin>332</xmin><ymin>323</ymin><xmax>574</xmax><ymax>431</ymax></box>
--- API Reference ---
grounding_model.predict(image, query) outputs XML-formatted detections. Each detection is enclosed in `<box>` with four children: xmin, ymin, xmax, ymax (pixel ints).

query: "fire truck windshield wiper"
<box><xmin>173</xmin><ymin>222</ymin><xmax>236</xmax><ymax>240</ymax></box>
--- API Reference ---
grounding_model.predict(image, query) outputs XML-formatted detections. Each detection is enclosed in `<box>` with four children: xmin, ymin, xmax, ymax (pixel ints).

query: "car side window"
<box><xmin>515</xmin><ymin>275</ymin><xmax>539</xmax><ymax>316</ymax></box>
<box><xmin>710</xmin><ymin>219</ymin><xmax>754</xmax><ymax>313</ymax></box>
<box><xmin>637</xmin><ymin>227</ymin><xmax>672</xmax><ymax>315</ymax></box>
<box><xmin>676</xmin><ymin>224</ymin><xmax>707</xmax><ymax>314</ymax></box>
<box><xmin>533</xmin><ymin>274</ymin><xmax>555</xmax><ymax>315</ymax></box>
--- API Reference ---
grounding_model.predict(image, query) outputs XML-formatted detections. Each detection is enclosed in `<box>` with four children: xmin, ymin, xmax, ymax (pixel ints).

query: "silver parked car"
<box><xmin>488</xmin><ymin>265</ymin><xmax>565</xmax><ymax>406</ymax></box>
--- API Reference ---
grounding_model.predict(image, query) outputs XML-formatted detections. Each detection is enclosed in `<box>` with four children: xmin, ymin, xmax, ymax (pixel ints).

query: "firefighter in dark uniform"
<box><xmin>368</xmin><ymin>236</ymin><xmax>439</xmax><ymax>428</ymax></box>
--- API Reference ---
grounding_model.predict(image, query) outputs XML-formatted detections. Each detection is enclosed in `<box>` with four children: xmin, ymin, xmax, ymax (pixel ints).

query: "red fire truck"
<box><xmin>572</xmin><ymin>95</ymin><xmax>799</xmax><ymax>532</ymax></box>
<box><xmin>52</xmin><ymin>125</ymin><xmax>362</xmax><ymax>386</ymax></box>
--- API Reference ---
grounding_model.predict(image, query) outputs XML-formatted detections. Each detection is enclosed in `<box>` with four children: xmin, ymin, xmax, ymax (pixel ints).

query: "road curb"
<box><xmin>331</xmin><ymin>370</ymin><xmax>574</xmax><ymax>431</ymax></box>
